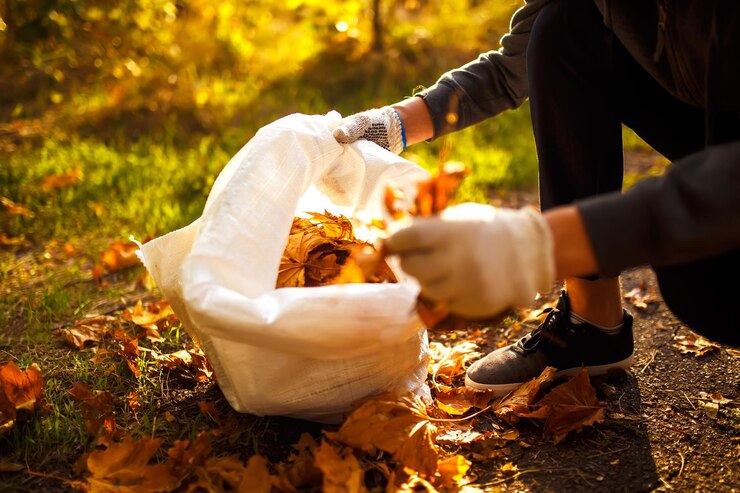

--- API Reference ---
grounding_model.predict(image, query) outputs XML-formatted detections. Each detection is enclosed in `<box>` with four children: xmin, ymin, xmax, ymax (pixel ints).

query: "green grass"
<box><xmin>1</xmin><ymin>136</ymin><xmax>233</xmax><ymax>244</ymax></box>
<box><xmin>1</xmin><ymin>108</ymin><xmax>538</xmax><ymax>246</ymax></box>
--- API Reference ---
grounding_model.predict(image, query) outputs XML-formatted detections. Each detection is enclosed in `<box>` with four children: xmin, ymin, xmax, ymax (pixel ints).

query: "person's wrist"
<box><xmin>391</xmin><ymin>97</ymin><xmax>434</xmax><ymax>145</ymax></box>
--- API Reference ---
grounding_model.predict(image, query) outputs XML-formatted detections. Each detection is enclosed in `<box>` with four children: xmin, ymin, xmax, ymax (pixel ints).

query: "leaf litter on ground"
<box><xmin>5</xmin><ymin>162</ymin><xmax>618</xmax><ymax>491</ymax></box>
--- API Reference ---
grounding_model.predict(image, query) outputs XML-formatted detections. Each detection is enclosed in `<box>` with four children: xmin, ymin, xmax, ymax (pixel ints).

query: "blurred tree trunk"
<box><xmin>371</xmin><ymin>0</ymin><xmax>383</xmax><ymax>52</ymax></box>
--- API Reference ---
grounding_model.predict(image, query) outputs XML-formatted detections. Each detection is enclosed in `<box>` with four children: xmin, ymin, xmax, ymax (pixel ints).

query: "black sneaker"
<box><xmin>464</xmin><ymin>290</ymin><xmax>635</xmax><ymax>394</ymax></box>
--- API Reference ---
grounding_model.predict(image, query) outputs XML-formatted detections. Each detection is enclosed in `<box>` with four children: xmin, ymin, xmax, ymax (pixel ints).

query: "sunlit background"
<box><xmin>1</xmin><ymin>0</ymin><xmax>541</xmax><ymax>247</ymax></box>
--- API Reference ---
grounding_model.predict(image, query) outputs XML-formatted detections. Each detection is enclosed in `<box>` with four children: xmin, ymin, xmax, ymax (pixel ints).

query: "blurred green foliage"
<box><xmin>1</xmin><ymin>0</ymin><xmax>541</xmax><ymax>246</ymax></box>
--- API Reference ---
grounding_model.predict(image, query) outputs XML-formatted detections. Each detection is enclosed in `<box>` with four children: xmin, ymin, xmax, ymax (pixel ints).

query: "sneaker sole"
<box><xmin>464</xmin><ymin>352</ymin><xmax>636</xmax><ymax>395</ymax></box>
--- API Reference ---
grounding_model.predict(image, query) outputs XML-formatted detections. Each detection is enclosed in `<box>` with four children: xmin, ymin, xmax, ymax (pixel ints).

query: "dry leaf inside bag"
<box><xmin>276</xmin><ymin>211</ymin><xmax>397</xmax><ymax>288</ymax></box>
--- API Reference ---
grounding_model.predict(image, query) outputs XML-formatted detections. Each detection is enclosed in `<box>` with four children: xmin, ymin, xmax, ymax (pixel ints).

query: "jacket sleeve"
<box><xmin>417</xmin><ymin>0</ymin><xmax>549</xmax><ymax>139</ymax></box>
<box><xmin>577</xmin><ymin>139</ymin><xmax>740</xmax><ymax>277</ymax></box>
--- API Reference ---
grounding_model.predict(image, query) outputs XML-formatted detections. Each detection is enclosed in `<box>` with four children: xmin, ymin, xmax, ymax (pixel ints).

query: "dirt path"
<box><xmin>462</xmin><ymin>267</ymin><xmax>740</xmax><ymax>492</ymax></box>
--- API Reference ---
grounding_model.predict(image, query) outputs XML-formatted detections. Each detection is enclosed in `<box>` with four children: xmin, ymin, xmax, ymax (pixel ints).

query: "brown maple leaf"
<box><xmin>307</xmin><ymin>211</ymin><xmax>356</xmax><ymax>240</ymax></box>
<box><xmin>239</xmin><ymin>455</ymin><xmax>273</xmax><ymax>492</ymax></box>
<box><xmin>0</xmin><ymin>361</ymin><xmax>45</xmax><ymax>435</ymax></box>
<box><xmin>154</xmin><ymin>345</ymin><xmax>213</xmax><ymax>383</ymax></box>
<box><xmin>328</xmin><ymin>393</ymin><xmax>439</xmax><ymax>477</ymax></box>
<box><xmin>673</xmin><ymin>331</ymin><xmax>719</xmax><ymax>357</ymax></box>
<box><xmin>101</xmin><ymin>240</ymin><xmax>141</xmax><ymax>272</ymax></box>
<box><xmin>314</xmin><ymin>440</ymin><xmax>367</xmax><ymax>493</ymax></box>
<box><xmin>272</xmin><ymin>433</ymin><xmax>323</xmax><ymax>489</ymax></box>
<box><xmin>69</xmin><ymin>382</ymin><xmax>120</xmax><ymax>446</ymax></box>
<box><xmin>435</xmin><ymin>423</ymin><xmax>518</xmax><ymax>452</ymax></box>
<box><xmin>428</xmin><ymin>341</ymin><xmax>482</xmax><ymax>391</ymax></box>
<box><xmin>165</xmin><ymin>431</ymin><xmax>213</xmax><ymax>479</ymax></box>
<box><xmin>122</xmin><ymin>300</ymin><xmax>177</xmax><ymax>331</ymax></box>
<box><xmin>277</xmin><ymin>212</ymin><xmax>396</xmax><ymax>288</ymax></box>
<box><xmin>414</xmin><ymin>161</ymin><xmax>469</xmax><ymax>217</ymax></box>
<box><xmin>60</xmin><ymin>316</ymin><xmax>118</xmax><ymax>350</ymax></box>
<box><xmin>435</xmin><ymin>454</ymin><xmax>471</xmax><ymax>487</ymax></box>
<box><xmin>434</xmin><ymin>387</ymin><xmax>497</xmax><ymax>416</ymax></box>
<box><xmin>493</xmin><ymin>366</ymin><xmax>557</xmax><ymax>424</ymax></box>
<box><xmin>492</xmin><ymin>367</ymin><xmax>606</xmax><ymax>443</ymax></box>
<box><xmin>1</xmin><ymin>196</ymin><xmax>35</xmax><ymax>218</ymax></box>
<box><xmin>40</xmin><ymin>167</ymin><xmax>81</xmax><ymax>191</ymax></box>
<box><xmin>416</xmin><ymin>296</ymin><xmax>471</xmax><ymax>333</ymax></box>
<box><xmin>111</xmin><ymin>329</ymin><xmax>142</xmax><ymax>378</ymax></box>
<box><xmin>384</xmin><ymin>161</ymin><xmax>469</xmax><ymax>219</ymax></box>
<box><xmin>521</xmin><ymin>368</ymin><xmax>606</xmax><ymax>444</ymax></box>
<box><xmin>187</xmin><ymin>455</ymin><xmax>249</xmax><ymax>492</ymax></box>
<box><xmin>77</xmin><ymin>436</ymin><xmax>179</xmax><ymax>493</ymax></box>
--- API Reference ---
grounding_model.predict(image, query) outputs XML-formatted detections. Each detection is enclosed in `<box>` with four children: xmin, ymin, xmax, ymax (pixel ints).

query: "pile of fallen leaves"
<box><xmin>276</xmin><ymin>211</ymin><xmax>397</xmax><ymax>288</ymax></box>
<box><xmin>1</xmin><ymin>289</ymin><xmax>619</xmax><ymax>492</ymax></box>
<box><xmin>0</xmin><ymin>162</ymin><xmax>644</xmax><ymax>491</ymax></box>
<box><xmin>0</xmin><ymin>353</ymin><xmax>611</xmax><ymax>491</ymax></box>
<box><xmin>0</xmin><ymin>279</ymin><xmax>619</xmax><ymax>492</ymax></box>
<box><xmin>272</xmin><ymin>162</ymin><xmax>478</xmax><ymax>334</ymax></box>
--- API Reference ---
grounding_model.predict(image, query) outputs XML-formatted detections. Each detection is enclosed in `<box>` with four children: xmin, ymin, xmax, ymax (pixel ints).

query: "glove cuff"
<box><xmin>388</xmin><ymin>107</ymin><xmax>406</xmax><ymax>154</ymax></box>
<box><xmin>378</xmin><ymin>107</ymin><xmax>405</xmax><ymax>154</ymax></box>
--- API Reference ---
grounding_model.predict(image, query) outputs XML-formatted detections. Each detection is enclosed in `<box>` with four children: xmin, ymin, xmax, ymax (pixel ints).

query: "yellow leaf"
<box><xmin>84</xmin><ymin>436</ymin><xmax>179</xmax><ymax>493</ymax></box>
<box><xmin>435</xmin><ymin>454</ymin><xmax>470</xmax><ymax>486</ymax></box>
<box><xmin>493</xmin><ymin>366</ymin><xmax>557</xmax><ymax>424</ymax></box>
<box><xmin>238</xmin><ymin>455</ymin><xmax>272</xmax><ymax>493</ymax></box>
<box><xmin>434</xmin><ymin>387</ymin><xmax>496</xmax><ymax>416</ymax></box>
<box><xmin>314</xmin><ymin>441</ymin><xmax>367</xmax><ymax>493</ymax></box>
<box><xmin>329</xmin><ymin>394</ymin><xmax>438</xmax><ymax>477</ymax></box>
<box><xmin>428</xmin><ymin>341</ymin><xmax>482</xmax><ymax>389</ymax></box>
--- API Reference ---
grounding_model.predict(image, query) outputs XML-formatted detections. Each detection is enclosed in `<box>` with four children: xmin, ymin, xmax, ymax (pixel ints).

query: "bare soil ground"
<box><xmin>465</xmin><ymin>267</ymin><xmax>740</xmax><ymax>492</ymax></box>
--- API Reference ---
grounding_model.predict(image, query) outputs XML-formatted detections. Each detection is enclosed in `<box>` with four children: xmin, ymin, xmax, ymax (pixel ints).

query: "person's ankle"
<box><xmin>570</xmin><ymin>311</ymin><xmax>625</xmax><ymax>335</ymax></box>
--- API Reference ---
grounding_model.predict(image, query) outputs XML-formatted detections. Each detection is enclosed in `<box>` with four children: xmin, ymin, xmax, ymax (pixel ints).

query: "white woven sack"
<box><xmin>137</xmin><ymin>112</ymin><xmax>432</xmax><ymax>423</ymax></box>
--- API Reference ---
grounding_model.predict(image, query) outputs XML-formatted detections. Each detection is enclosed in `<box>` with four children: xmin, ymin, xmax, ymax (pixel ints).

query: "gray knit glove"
<box><xmin>332</xmin><ymin>107</ymin><xmax>406</xmax><ymax>154</ymax></box>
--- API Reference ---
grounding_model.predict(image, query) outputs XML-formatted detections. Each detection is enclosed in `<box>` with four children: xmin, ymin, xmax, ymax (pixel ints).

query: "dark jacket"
<box><xmin>418</xmin><ymin>0</ymin><xmax>740</xmax><ymax>277</ymax></box>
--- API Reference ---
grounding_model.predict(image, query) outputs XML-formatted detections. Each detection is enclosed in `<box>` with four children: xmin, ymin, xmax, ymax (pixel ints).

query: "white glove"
<box><xmin>332</xmin><ymin>107</ymin><xmax>406</xmax><ymax>154</ymax></box>
<box><xmin>383</xmin><ymin>203</ymin><xmax>556</xmax><ymax>319</ymax></box>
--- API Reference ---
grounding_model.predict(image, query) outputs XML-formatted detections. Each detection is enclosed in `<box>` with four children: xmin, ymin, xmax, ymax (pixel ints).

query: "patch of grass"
<box><xmin>404</xmin><ymin>104</ymin><xmax>539</xmax><ymax>204</ymax></box>
<box><xmin>1</xmin><ymin>135</ymin><xmax>234</xmax><ymax>244</ymax></box>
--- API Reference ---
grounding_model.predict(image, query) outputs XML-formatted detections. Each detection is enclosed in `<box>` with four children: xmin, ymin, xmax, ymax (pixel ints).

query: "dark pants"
<box><xmin>526</xmin><ymin>0</ymin><xmax>740</xmax><ymax>346</ymax></box>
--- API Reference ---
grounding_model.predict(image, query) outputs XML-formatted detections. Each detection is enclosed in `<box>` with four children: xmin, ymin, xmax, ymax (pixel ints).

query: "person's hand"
<box><xmin>384</xmin><ymin>203</ymin><xmax>555</xmax><ymax>319</ymax></box>
<box><xmin>333</xmin><ymin>107</ymin><xmax>406</xmax><ymax>154</ymax></box>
